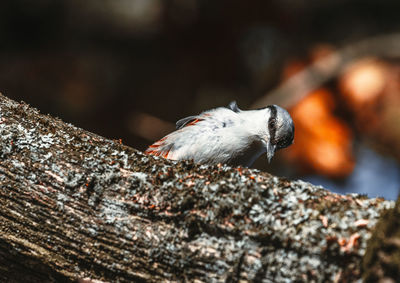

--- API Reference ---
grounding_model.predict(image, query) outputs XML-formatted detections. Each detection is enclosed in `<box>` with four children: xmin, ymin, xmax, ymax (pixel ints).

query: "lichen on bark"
<box><xmin>362</xmin><ymin>196</ymin><xmax>400</xmax><ymax>282</ymax></box>
<box><xmin>0</xmin><ymin>93</ymin><xmax>395</xmax><ymax>282</ymax></box>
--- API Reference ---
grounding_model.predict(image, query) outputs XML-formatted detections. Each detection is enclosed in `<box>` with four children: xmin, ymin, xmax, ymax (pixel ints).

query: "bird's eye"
<box><xmin>268</xmin><ymin>118</ymin><xmax>276</xmax><ymax>129</ymax></box>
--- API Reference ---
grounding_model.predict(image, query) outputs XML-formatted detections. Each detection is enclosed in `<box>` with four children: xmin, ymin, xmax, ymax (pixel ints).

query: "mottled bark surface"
<box><xmin>0</xmin><ymin>93</ymin><xmax>394</xmax><ymax>282</ymax></box>
<box><xmin>362</xmin><ymin>196</ymin><xmax>400</xmax><ymax>282</ymax></box>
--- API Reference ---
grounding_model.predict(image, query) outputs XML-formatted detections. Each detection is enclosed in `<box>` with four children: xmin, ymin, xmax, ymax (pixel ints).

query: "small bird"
<box><xmin>145</xmin><ymin>101</ymin><xmax>294</xmax><ymax>167</ymax></box>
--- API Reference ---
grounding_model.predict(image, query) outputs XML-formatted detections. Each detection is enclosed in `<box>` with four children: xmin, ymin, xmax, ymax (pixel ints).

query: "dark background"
<box><xmin>1</xmin><ymin>0</ymin><xmax>400</xmax><ymax>199</ymax></box>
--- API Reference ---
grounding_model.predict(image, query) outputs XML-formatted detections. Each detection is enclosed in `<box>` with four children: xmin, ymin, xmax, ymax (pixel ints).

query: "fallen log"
<box><xmin>0</xmin><ymin>93</ymin><xmax>394</xmax><ymax>282</ymax></box>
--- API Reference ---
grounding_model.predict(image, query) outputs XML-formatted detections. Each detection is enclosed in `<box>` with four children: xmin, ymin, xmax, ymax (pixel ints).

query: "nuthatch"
<box><xmin>145</xmin><ymin>101</ymin><xmax>294</xmax><ymax>167</ymax></box>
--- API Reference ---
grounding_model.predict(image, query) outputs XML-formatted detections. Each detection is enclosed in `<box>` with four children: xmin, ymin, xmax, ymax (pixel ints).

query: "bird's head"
<box><xmin>259</xmin><ymin>105</ymin><xmax>294</xmax><ymax>162</ymax></box>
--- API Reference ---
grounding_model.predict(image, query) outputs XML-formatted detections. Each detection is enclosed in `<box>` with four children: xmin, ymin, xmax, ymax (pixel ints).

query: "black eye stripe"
<box><xmin>266</xmin><ymin>105</ymin><xmax>277</xmax><ymax>144</ymax></box>
<box><xmin>269</xmin><ymin>118</ymin><xmax>276</xmax><ymax>127</ymax></box>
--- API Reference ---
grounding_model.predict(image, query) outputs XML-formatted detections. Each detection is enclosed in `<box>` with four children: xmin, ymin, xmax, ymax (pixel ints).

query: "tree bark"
<box><xmin>362</xmin><ymin>196</ymin><xmax>400</xmax><ymax>282</ymax></box>
<box><xmin>0</xmin><ymin>93</ymin><xmax>394</xmax><ymax>282</ymax></box>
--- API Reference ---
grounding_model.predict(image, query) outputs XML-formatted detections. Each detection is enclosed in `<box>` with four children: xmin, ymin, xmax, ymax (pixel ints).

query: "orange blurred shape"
<box><xmin>285</xmin><ymin>89</ymin><xmax>355</xmax><ymax>178</ymax></box>
<box><xmin>310</xmin><ymin>44</ymin><xmax>340</xmax><ymax>75</ymax></box>
<box><xmin>339</xmin><ymin>58</ymin><xmax>388</xmax><ymax>109</ymax></box>
<box><xmin>309</xmin><ymin>44</ymin><xmax>336</xmax><ymax>63</ymax></box>
<box><xmin>281</xmin><ymin>59</ymin><xmax>307</xmax><ymax>80</ymax></box>
<box><xmin>281</xmin><ymin>44</ymin><xmax>337</xmax><ymax>81</ymax></box>
<box><xmin>129</xmin><ymin>112</ymin><xmax>175</xmax><ymax>141</ymax></box>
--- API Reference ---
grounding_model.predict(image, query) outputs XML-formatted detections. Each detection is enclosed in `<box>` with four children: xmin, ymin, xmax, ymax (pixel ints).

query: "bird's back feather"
<box><xmin>145</xmin><ymin>107</ymin><xmax>247</xmax><ymax>163</ymax></box>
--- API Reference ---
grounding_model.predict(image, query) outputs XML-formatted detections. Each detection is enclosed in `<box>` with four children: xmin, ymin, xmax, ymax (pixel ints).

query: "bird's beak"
<box><xmin>261</xmin><ymin>139</ymin><xmax>276</xmax><ymax>163</ymax></box>
<box><xmin>262</xmin><ymin>139</ymin><xmax>276</xmax><ymax>163</ymax></box>
<box><xmin>267</xmin><ymin>144</ymin><xmax>276</xmax><ymax>163</ymax></box>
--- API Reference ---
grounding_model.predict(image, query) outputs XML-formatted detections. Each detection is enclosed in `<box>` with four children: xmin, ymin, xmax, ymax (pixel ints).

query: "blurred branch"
<box><xmin>251</xmin><ymin>33</ymin><xmax>400</xmax><ymax>109</ymax></box>
<box><xmin>129</xmin><ymin>112</ymin><xmax>175</xmax><ymax>141</ymax></box>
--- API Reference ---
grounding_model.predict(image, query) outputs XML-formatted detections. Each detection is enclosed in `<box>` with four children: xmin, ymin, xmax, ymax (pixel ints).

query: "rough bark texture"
<box><xmin>0</xmin><ymin>93</ymin><xmax>394</xmax><ymax>282</ymax></box>
<box><xmin>362</xmin><ymin>196</ymin><xmax>400</xmax><ymax>282</ymax></box>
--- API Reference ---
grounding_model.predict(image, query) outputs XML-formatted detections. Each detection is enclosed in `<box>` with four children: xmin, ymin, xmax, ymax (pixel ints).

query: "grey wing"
<box><xmin>176</xmin><ymin>106</ymin><xmax>239</xmax><ymax>130</ymax></box>
<box><xmin>176</xmin><ymin>115</ymin><xmax>199</xmax><ymax>129</ymax></box>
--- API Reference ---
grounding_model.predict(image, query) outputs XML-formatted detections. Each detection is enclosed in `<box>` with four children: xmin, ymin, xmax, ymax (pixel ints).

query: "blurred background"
<box><xmin>1</xmin><ymin>0</ymin><xmax>400</xmax><ymax>199</ymax></box>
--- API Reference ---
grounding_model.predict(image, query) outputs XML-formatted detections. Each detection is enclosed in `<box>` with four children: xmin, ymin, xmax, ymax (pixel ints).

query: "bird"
<box><xmin>145</xmin><ymin>101</ymin><xmax>294</xmax><ymax>167</ymax></box>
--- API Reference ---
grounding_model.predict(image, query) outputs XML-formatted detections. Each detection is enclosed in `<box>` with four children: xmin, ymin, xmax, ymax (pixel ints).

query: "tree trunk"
<box><xmin>0</xmin><ymin>93</ymin><xmax>394</xmax><ymax>282</ymax></box>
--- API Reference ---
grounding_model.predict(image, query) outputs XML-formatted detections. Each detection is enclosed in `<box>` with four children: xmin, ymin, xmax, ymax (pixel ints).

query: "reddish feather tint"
<box><xmin>145</xmin><ymin>116</ymin><xmax>205</xmax><ymax>158</ymax></box>
<box><xmin>186</xmin><ymin>118</ymin><xmax>202</xmax><ymax>126</ymax></box>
